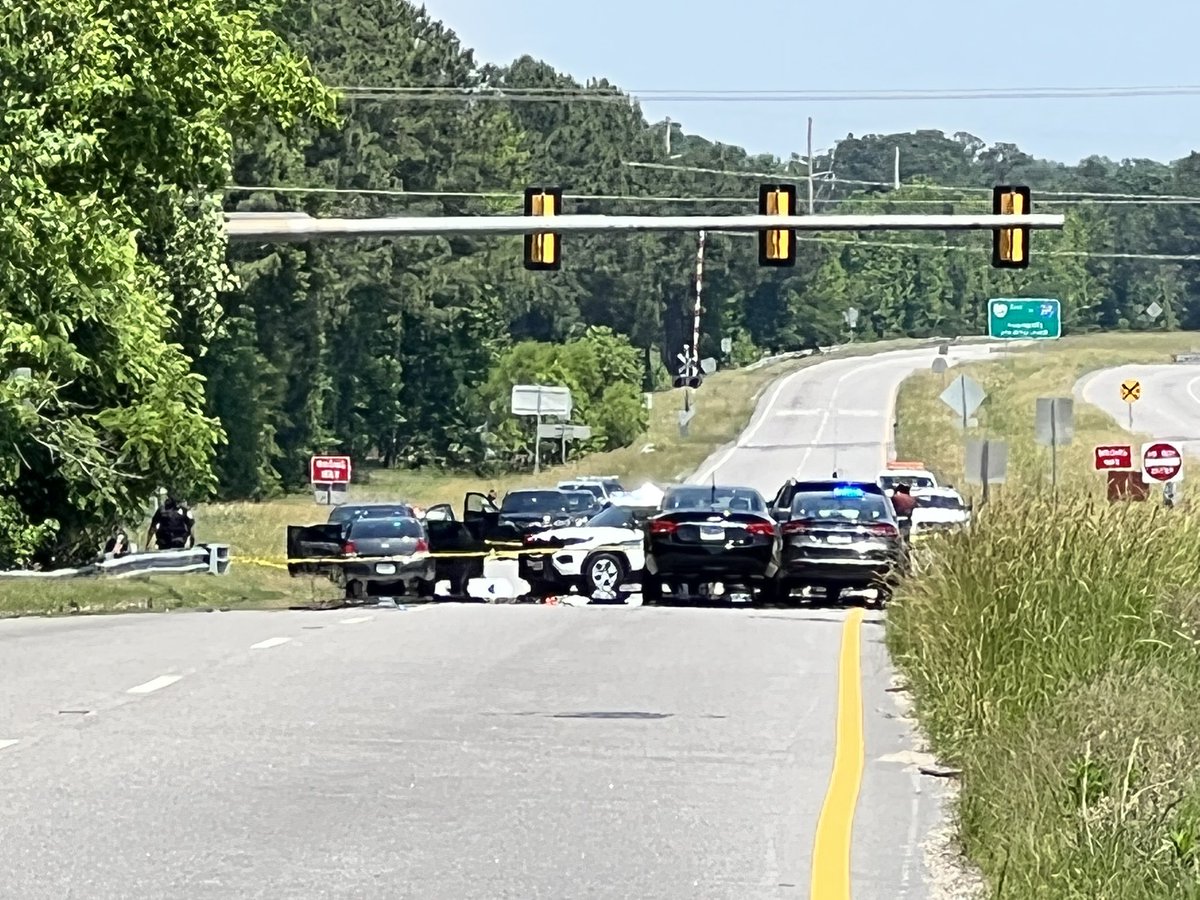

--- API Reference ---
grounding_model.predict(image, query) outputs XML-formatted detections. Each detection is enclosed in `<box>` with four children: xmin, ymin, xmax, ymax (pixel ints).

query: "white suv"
<box><xmin>557</xmin><ymin>476</ymin><xmax>626</xmax><ymax>505</ymax></box>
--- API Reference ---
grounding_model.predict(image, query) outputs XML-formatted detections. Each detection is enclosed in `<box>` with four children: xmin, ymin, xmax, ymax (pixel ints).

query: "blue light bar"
<box><xmin>832</xmin><ymin>485</ymin><xmax>865</xmax><ymax>498</ymax></box>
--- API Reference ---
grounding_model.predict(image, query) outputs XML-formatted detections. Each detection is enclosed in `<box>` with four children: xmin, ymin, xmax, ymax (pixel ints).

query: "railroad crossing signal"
<box><xmin>992</xmin><ymin>185</ymin><xmax>1031</xmax><ymax>269</ymax></box>
<box><xmin>523</xmin><ymin>187</ymin><xmax>562</xmax><ymax>271</ymax></box>
<box><xmin>758</xmin><ymin>184</ymin><xmax>797</xmax><ymax>268</ymax></box>
<box><xmin>1121</xmin><ymin>379</ymin><xmax>1141</xmax><ymax>403</ymax></box>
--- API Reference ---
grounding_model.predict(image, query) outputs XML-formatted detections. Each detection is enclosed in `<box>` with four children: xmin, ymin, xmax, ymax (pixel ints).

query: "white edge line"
<box><xmin>0</xmin><ymin>739</ymin><xmax>18</xmax><ymax>751</ymax></box>
<box><xmin>339</xmin><ymin>615</ymin><xmax>374</xmax><ymax>625</ymax></box>
<box><xmin>126</xmin><ymin>674</ymin><xmax>182</xmax><ymax>695</ymax></box>
<box><xmin>250</xmin><ymin>636</ymin><xmax>292</xmax><ymax>650</ymax></box>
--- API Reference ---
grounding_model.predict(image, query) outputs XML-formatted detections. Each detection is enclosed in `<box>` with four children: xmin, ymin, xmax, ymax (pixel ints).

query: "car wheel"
<box><xmin>584</xmin><ymin>552</ymin><xmax>626</xmax><ymax>599</ymax></box>
<box><xmin>345</xmin><ymin>579</ymin><xmax>367</xmax><ymax>601</ymax></box>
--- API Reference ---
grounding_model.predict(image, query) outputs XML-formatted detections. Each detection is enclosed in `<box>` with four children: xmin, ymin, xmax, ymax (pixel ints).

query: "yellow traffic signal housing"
<box><xmin>758</xmin><ymin>184</ymin><xmax>797</xmax><ymax>267</ymax></box>
<box><xmin>992</xmin><ymin>185</ymin><xmax>1031</xmax><ymax>269</ymax></box>
<box><xmin>524</xmin><ymin>187</ymin><xmax>562</xmax><ymax>271</ymax></box>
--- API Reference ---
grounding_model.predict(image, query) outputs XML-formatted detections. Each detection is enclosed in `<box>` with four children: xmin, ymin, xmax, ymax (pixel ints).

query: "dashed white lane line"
<box><xmin>249</xmin><ymin>636</ymin><xmax>292</xmax><ymax>650</ymax></box>
<box><xmin>127</xmin><ymin>675</ymin><xmax>182</xmax><ymax>695</ymax></box>
<box><xmin>0</xmin><ymin>739</ymin><xmax>19</xmax><ymax>751</ymax></box>
<box><xmin>339</xmin><ymin>615</ymin><xmax>374</xmax><ymax>625</ymax></box>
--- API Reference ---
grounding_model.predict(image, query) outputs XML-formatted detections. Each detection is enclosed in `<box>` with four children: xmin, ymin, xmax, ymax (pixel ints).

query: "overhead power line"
<box><xmin>333</xmin><ymin>84</ymin><xmax>1200</xmax><ymax>103</ymax></box>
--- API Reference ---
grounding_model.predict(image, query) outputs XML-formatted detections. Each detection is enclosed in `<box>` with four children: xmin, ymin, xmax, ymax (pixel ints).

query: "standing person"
<box><xmin>890</xmin><ymin>482</ymin><xmax>917</xmax><ymax>519</ymax></box>
<box><xmin>146</xmin><ymin>498</ymin><xmax>194</xmax><ymax>550</ymax></box>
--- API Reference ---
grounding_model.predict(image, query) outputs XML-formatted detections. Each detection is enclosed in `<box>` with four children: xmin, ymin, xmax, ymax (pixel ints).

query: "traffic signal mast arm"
<box><xmin>230</xmin><ymin>183</ymin><xmax>1053</xmax><ymax>270</ymax></box>
<box><xmin>228</xmin><ymin>211</ymin><xmax>1062</xmax><ymax>238</ymax></box>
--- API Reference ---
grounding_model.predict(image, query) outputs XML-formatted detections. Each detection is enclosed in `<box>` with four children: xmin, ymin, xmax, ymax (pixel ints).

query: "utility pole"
<box><xmin>692</xmin><ymin>229</ymin><xmax>705</xmax><ymax>375</ymax></box>
<box><xmin>664</xmin><ymin>117</ymin><xmax>672</xmax><ymax>155</ymax></box>
<box><xmin>894</xmin><ymin>146</ymin><xmax>900</xmax><ymax>189</ymax></box>
<box><xmin>806</xmin><ymin>116</ymin><xmax>815</xmax><ymax>214</ymax></box>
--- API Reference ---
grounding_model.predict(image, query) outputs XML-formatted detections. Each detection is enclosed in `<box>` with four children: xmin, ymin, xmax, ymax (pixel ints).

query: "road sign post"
<box><xmin>1141</xmin><ymin>441</ymin><xmax>1184</xmax><ymax>484</ymax></box>
<box><xmin>1093</xmin><ymin>444</ymin><xmax>1133</xmax><ymax>471</ymax></box>
<box><xmin>310</xmin><ymin>455</ymin><xmax>352</xmax><ymax>505</ymax></box>
<box><xmin>1120</xmin><ymin>378</ymin><xmax>1141</xmax><ymax>429</ymax></box>
<box><xmin>939</xmin><ymin>373</ymin><xmax>986</xmax><ymax>429</ymax></box>
<box><xmin>512</xmin><ymin>385</ymin><xmax>573</xmax><ymax>474</ymax></box>
<box><xmin>987</xmin><ymin>299</ymin><xmax>1062</xmax><ymax>340</ymax></box>
<box><xmin>1035</xmin><ymin>397</ymin><xmax>1074</xmax><ymax>497</ymax></box>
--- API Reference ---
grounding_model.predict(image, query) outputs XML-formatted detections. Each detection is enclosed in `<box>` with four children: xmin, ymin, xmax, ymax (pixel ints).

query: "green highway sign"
<box><xmin>988</xmin><ymin>298</ymin><xmax>1061</xmax><ymax>340</ymax></box>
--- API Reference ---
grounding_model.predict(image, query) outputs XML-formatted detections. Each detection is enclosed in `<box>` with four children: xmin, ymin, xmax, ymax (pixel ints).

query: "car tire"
<box><xmin>345</xmin><ymin>579</ymin><xmax>367</xmax><ymax>601</ymax></box>
<box><xmin>583</xmin><ymin>552</ymin><xmax>626</xmax><ymax>600</ymax></box>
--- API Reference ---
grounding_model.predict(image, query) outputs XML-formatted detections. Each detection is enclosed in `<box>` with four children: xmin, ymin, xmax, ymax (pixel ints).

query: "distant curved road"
<box><xmin>0</xmin><ymin>343</ymin><xmax>995</xmax><ymax>899</ymax></box>
<box><xmin>1076</xmin><ymin>364</ymin><xmax>1200</xmax><ymax>456</ymax></box>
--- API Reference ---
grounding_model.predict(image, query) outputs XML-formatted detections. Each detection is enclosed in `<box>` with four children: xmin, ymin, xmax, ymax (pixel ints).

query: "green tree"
<box><xmin>0</xmin><ymin>0</ymin><xmax>334</xmax><ymax>561</ymax></box>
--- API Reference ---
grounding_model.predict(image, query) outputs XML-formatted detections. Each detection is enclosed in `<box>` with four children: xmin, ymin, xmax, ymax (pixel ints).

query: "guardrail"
<box><xmin>1175</xmin><ymin>353</ymin><xmax>1200</xmax><ymax>364</ymax></box>
<box><xmin>0</xmin><ymin>544</ymin><xmax>231</xmax><ymax>579</ymax></box>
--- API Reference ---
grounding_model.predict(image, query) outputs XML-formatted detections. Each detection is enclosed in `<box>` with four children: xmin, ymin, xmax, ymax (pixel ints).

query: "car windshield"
<box><xmin>585</xmin><ymin>504</ymin><xmax>652</xmax><ymax>532</ymax></box>
<box><xmin>880</xmin><ymin>475</ymin><xmax>936</xmax><ymax>491</ymax></box>
<box><xmin>917</xmin><ymin>494</ymin><xmax>966</xmax><ymax>510</ymax></box>
<box><xmin>501</xmin><ymin>491</ymin><xmax>570</xmax><ymax>513</ymax></box>
<box><xmin>791</xmin><ymin>490</ymin><xmax>891</xmax><ymax>522</ymax></box>
<box><xmin>561</xmin><ymin>483</ymin><xmax>605</xmax><ymax>499</ymax></box>
<box><xmin>563</xmin><ymin>491</ymin><xmax>598</xmax><ymax>512</ymax></box>
<box><xmin>328</xmin><ymin>504</ymin><xmax>412</xmax><ymax>524</ymax></box>
<box><xmin>664</xmin><ymin>486</ymin><xmax>765</xmax><ymax>513</ymax></box>
<box><xmin>349</xmin><ymin>517</ymin><xmax>424</xmax><ymax>539</ymax></box>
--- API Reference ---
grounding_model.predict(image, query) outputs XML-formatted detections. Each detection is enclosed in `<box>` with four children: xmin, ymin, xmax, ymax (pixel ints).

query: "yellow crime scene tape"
<box><xmin>243</xmin><ymin>542</ymin><xmax>641</xmax><ymax>570</ymax></box>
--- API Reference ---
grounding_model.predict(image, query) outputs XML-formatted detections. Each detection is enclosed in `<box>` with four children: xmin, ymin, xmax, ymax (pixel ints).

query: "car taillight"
<box><xmin>415</xmin><ymin>538</ymin><xmax>429</xmax><ymax>553</ymax></box>
<box><xmin>341</xmin><ymin>540</ymin><xmax>358</xmax><ymax>556</ymax></box>
<box><xmin>782</xmin><ymin>521</ymin><xmax>811</xmax><ymax>535</ymax></box>
<box><xmin>868</xmin><ymin>523</ymin><xmax>899</xmax><ymax>537</ymax></box>
<box><xmin>745</xmin><ymin>521</ymin><xmax>775</xmax><ymax>536</ymax></box>
<box><xmin>650</xmin><ymin>520</ymin><xmax>678</xmax><ymax>535</ymax></box>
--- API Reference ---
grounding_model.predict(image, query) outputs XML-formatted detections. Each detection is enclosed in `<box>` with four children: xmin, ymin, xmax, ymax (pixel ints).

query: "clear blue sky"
<box><xmin>420</xmin><ymin>0</ymin><xmax>1200</xmax><ymax>166</ymax></box>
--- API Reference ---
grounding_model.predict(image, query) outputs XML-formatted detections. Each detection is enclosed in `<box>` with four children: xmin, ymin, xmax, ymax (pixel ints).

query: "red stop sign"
<box><xmin>1142</xmin><ymin>442</ymin><xmax>1183</xmax><ymax>482</ymax></box>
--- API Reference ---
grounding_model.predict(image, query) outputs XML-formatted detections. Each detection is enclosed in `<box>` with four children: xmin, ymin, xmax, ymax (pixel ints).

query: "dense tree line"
<box><xmin>6</xmin><ymin>0</ymin><xmax>1200</xmax><ymax>564</ymax></box>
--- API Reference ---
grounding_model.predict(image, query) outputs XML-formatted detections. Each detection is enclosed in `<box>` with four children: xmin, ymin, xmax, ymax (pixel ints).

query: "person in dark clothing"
<box><xmin>147</xmin><ymin>498</ymin><xmax>194</xmax><ymax>550</ymax></box>
<box><xmin>890</xmin><ymin>482</ymin><xmax>917</xmax><ymax>519</ymax></box>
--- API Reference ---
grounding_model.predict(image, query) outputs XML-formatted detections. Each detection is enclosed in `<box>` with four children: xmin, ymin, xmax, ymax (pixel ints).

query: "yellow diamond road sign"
<box><xmin>1121</xmin><ymin>379</ymin><xmax>1141</xmax><ymax>403</ymax></box>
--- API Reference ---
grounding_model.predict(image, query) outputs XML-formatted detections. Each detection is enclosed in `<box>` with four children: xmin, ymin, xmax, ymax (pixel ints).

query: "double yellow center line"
<box><xmin>810</xmin><ymin>608</ymin><xmax>866</xmax><ymax>898</ymax></box>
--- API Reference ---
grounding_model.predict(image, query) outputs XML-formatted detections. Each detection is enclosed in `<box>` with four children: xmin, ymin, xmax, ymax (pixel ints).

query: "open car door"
<box><xmin>424</xmin><ymin>514</ymin><xmax>487</xmax><ymax>595</ymax></box>
<box><xmin>462</xmin><ymin>491</ymin><xmax>500</xmax><ymax>543</ymax></box>
<box><xmin>285</xmin><ymin>523</ymin><xmax>345</xmax><ymax>577</ymax></box>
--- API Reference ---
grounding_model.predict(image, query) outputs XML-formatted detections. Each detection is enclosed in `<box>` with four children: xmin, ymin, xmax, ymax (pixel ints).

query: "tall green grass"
<box><xmin>890</xmin><ymin>334</ymin><xmax>1200</xmax><ymax>898</ymax></box>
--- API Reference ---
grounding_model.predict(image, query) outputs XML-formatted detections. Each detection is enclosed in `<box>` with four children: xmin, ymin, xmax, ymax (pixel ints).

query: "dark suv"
<box><xmin>778</xmin><ymin>481</ymin><xmax>906</xmax><ymax>606</ymax></box>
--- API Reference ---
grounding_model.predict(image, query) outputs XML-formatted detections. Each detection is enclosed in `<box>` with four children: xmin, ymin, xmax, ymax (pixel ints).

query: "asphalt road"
<box><xmin>1076</xmin><ymin>363</ymin><xmax>1200</xmax><ymax>455</ymax></box>
<box><xmin>0</xmin><ymin>344</ymin><xmax>990</xmax><ymax>899</ymax></box>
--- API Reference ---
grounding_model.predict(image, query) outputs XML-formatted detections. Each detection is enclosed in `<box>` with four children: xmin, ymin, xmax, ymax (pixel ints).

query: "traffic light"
<box><xmin>992</xmin><ymin>185</ymin><xmax>1031</xmax><ymax>269</ymax></box>
<box><xmin>758</xmin><ymin>184</ymin><xmax>797</xmax><ymax>267</ymax></box>
<box><xmin>523</xmin><ymin>187</ymin><xmax>562</xmax><ymax>271</ymax></box>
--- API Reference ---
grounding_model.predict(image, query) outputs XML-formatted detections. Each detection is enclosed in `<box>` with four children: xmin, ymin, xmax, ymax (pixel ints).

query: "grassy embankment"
<box><xmin>889</xmin><ymin>332</ymin><xmax>1200</xmax><ymax>898</ymax></box>
<box><xmin>0</xmin><ymin>337</ymin><xmax>939</xmax><ymax>618</ymax></box>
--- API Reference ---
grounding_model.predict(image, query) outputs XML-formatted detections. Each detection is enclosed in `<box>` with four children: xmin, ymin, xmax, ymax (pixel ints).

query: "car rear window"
<box><xmin>349</xmin><ymin>517</ymin><xmax>424</xmax><ymax>539</ymax></box>
<box><xmin>791</xmin><ymin>491</ymin><xmax>891</xmax><ymax>522</ymax></box>
<box><xmin>329</xmin><ymin>504</ymin><xmax>413</xmax><ymax>524</ymax></box>
<box><xmin>501</xmin><ymin>491</ymin><xmax>570</xmax><ymax>513</ymax></box>
<box><xmin>664</xmin><ymin>487</ymin><xmax>766</xmax><ymax>513</ymax></box>
<box><xmin>880</xmin><ymin>475</ymin><xmax>936</xmax><ymax>491</ymax></box>
<box><xmin>917</xmin><ymin>494</ymin><xmax>965</xmax><ymax>510</ymax></box>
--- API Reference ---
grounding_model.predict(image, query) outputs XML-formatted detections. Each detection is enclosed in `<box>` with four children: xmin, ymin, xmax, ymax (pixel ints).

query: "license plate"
<box><xmin>699</xmin><ymin>525</ymin><xmax>724</xmax><ymax>541</ymax></box>
<box><xmin>527</xmin><ymin>559</ymin><xmax>543</xmax><ymax>570</ymax></box>
<box><xmin>375</xmin><ymin>563</ymin><xmax>397</xmax><ymax>575</ymax></box>
<box><xmin>826</xmin><ymin>535</ymin><xmax>852</xmax><ymax>545</ymax></box>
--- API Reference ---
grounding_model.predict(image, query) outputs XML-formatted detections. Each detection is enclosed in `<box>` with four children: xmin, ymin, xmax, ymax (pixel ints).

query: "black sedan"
<box><xmin>642</xmin><ymin>484</ymin><xmax>780</xmax><ymax>603</ymax></box>
<box><xmin>778</xmin><ymin>482</ymin><xmax>906</xmax><ymax>606</ymax></box>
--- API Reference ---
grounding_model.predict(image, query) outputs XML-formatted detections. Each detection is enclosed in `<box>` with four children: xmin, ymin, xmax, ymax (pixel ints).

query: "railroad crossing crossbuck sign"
<box><xmin>1121</xmin><ymin>379</ymin><xmax>1141</xmax><ymax>403</ymax></box>
<box><xmin>1141</xmin><ymin>441</ymin><xmax>1184</xmax><ymax>484</ymax></box>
